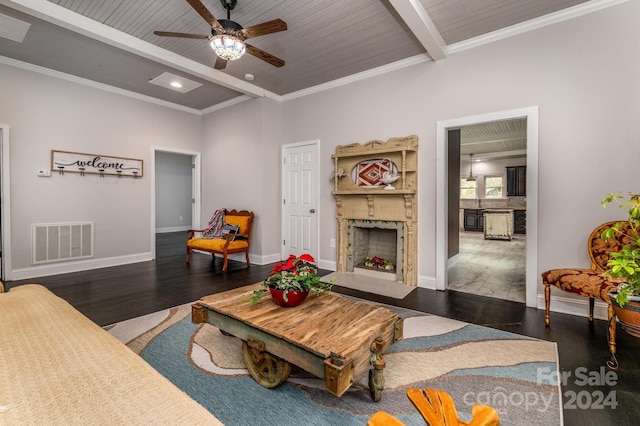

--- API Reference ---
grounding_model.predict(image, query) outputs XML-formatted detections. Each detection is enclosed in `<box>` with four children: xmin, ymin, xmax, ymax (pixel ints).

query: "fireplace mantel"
<box><xmin>332</xmin><ymin>136</ymin><xmax>418</xmax><ymax>286</ymax></box>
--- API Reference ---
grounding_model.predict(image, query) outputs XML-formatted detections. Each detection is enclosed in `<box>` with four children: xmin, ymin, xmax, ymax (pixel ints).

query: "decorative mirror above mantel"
<box><xmin>331</xmin><ymin>135</ymin><xmax>418</xmax><ymax>287</ymax></box>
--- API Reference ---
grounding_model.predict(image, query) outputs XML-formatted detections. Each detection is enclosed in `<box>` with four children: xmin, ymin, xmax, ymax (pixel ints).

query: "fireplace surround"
<box><xmin>332</xmin><ymin>136</ymin><xmax>418</xmax><ymax>286</ymax></box>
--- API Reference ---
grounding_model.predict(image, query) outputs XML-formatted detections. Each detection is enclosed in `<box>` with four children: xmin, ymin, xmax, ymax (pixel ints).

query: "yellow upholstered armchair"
<box><xmin>541</xmin><ymin>221</ymin><xmax>626</xmax><ymax>356</ymax></box>
<box><xmin>186</xmin><ymin>209</ymin><xmax>254</xmax><ymax>272</ymax></box>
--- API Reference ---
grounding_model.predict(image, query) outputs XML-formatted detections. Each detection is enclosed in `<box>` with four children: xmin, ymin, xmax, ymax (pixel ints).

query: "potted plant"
<box><xmin>250</xmin><ymin>253</ymin><xmax>332</xmax><ymax>307</ymax></box>
<box><xmin>601</xmin><ymin>192</ymin><xmax>640</xmax><ymax>340</ymax></box>
<box><xmin>601</xmin><ymin>192</ymin><xmax>640</xmax><ymax>306</ymax></box>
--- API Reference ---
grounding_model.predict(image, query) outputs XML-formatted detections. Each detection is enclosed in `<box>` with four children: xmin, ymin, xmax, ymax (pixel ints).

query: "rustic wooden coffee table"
<box><xmin>191</xmin><ymin>283</ymin><xmax>403</xmax><ymax>401</ymax></box>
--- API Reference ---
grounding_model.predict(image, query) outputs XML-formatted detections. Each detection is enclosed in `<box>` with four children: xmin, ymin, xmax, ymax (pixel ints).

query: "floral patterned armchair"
<box><xmin>541</xmin><ymin>221</ymin><xmax>628</xmax><ymax>356</ymax></box>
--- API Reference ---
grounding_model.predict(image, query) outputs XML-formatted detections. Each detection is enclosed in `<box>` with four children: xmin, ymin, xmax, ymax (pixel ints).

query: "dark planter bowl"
<box><xmin>609</xmin><ymin>293</ymin><xmax>640</xmax><ymax>338</ymax></box>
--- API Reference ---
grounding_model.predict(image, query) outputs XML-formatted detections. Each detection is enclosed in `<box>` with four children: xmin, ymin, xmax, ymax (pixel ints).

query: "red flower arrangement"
<box><xmin>250</xmin><ymin>253</ymin><xmax>332</xmax><ymax>304</ymax></box>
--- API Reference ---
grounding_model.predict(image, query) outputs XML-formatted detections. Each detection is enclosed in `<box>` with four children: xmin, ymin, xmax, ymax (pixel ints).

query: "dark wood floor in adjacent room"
<box><xmin>6</xmin><ymin>232</ymin><xmax>640</xmax><ymax>425</ymax></box>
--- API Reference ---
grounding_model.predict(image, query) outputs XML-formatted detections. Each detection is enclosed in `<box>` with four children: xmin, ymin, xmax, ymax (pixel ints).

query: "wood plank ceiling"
<box><xmin>0</xmin><ymin>0</ymin><xmax>596</xmax><ymax>110</ymax></box>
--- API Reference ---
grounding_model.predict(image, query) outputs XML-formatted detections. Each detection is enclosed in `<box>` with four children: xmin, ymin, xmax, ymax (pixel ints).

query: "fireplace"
<box><xmin>332</xmin><ymin>136</ymin><xmax>418</xmax><ymax>286</ymax></box>
<box><xmin>348</xmin><ymin>221</ymin><xmax>403</xmax><ymax>282</ymax></box>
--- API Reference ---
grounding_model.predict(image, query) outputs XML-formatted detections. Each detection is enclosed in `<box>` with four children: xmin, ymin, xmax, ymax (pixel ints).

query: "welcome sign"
<box><xmin>51</xmin><ymin>150</ymin><xmax>143</xmax><ymax>177</ymax></box>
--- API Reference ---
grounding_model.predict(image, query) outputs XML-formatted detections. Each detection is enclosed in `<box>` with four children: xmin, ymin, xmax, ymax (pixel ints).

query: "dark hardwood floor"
<box><xmin>6</xmin><ymin>232</ymin><xmax>640</xmax><ymax>425</ymax></box>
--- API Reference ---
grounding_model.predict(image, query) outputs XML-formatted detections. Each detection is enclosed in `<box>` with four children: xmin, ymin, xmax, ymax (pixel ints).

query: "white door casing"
<box><xmin>435</xmin><ymin>106</ymin><xmax>539</xmax><ymax>308</ymax></box>
<box><xmin>150</xmin><ymin>147</ymin><xmax>201</xmax><ymax>260</ymax></box>
<box><xmin>281</xmin><ymin>141</ymin><xmax>320</xmax><ymax>261</ymax></box>
<box><xmin>0</xmin><ymin>125</ymin><xmax>11</xmax><ymax>281</ymax></box>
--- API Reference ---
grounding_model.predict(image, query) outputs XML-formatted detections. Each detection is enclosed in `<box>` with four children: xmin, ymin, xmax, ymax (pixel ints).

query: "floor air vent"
<box><xmin>32</xmin><ymin>222</ymin><xmax>94</xmax><ymax>264</ymax></box>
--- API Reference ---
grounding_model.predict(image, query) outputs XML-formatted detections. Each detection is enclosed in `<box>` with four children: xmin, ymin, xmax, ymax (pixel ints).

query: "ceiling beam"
<box><xmin>387</xmin><ymin>0</ymin><xmax>447</xmax><ymax>61</ymax></box>
<box><xmin>0</xmin><ymin>0</ymin><xmax>265</xmax><ymax>98</ymax></box>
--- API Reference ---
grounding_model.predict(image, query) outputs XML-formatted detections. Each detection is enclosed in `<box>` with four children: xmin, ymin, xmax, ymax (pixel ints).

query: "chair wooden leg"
<box><xmin>608</xmin><ymin>304</ymin><xmax>617</xmax><ymax>355</ymax></box>
<box><xmin>544</xmin><ymin>284</ymin><xmax>551</xmax><ymax>326</ymax></box>
<box><xmin>245</xmin><ymin>250</ymin><xmax>251</xmax><ymax>267</ymax></box>
<box><xmin>222</xmin><ymin>252</ymin><xmax>229</xmax><ymax>272</ymax></box>
<box><xmin>186</xmin><ymin>247</ymin><xmax>191</xmax><ymax>264</ymax></box>
<box><xmin>588</xmin><ymin>297</ymin><xmax>595</xmax><ymax>322</ymax></box>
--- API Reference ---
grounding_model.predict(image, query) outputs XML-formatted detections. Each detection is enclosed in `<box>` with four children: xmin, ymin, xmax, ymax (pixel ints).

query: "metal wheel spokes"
<box><xmin>242</xmin><ymin>341</ymin><xmax>291</xmax><ymax>388</ymax></box>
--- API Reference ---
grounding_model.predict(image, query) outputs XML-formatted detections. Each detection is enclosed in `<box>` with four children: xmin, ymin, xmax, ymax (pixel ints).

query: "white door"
<box><xmin>282</xmin><ymin>141</ymin><xmax>319</xmax><ymax>261</ymax></box>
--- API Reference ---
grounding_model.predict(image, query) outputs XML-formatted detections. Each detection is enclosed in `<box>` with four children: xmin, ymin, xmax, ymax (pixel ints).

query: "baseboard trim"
<box><xmin>11</xmin><ymin>253</ymin><xmax>153</xmax><ymax>281</ymax></box>
<box><xmin>156</xmin><ymin>226</ymin><xmax>191</xmax><ymax>233</ymax></box>
<box><xmin>418</xmin><ymin>275</ymin><xmax>437</xmax><ymax>290</ymax></box>
<box><xmin>193</xmin><ymin>251</ymin><xmax>272</xmax><ymax>267</ymax></box>
<box><xmin>537</xmin><ymin>293</ymin><xmax>609</xmax><ymax>321</ymax></box>
<box><xmin>317</xmin><ymin>259</ymin><xmax>336</xmax><ymax>272</ymax></box>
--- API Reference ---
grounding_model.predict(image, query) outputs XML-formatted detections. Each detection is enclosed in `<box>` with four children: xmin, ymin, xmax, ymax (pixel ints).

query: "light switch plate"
<box><xmin>37</xmin><ymin>169</ymin><xmax>51</xmax><ymax>177</ymax></box>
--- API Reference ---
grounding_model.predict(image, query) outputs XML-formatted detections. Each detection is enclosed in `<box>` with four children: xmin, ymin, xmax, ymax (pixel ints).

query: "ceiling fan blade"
<box><xmin>245</xmin><ymin>44</ymin><xmax>285</xmax><ymax>68</ymax></box>
<box><xmin>238</xmin><ymin>19</ymin><xmax>287</xmax><ymax>40</ymax></box>
<box><xmin>154</xmin><ymin>31</ymin><xmax>209</xmax><ymax>39</ymax></box>
<box><xmin>185</xmin><ymin>0</ymin><xmax>224</xmax><ymax>31</ymax></box>
<box><xmin>214</xmin><ymin>56</ymin><xmax>228</xmax><ymax>70</ymax></box>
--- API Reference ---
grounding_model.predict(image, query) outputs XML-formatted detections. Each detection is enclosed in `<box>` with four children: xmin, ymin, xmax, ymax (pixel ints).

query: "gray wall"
<box><xmin>0</xmin><ymin>63</ymin><xmax>201</xmax><ymax>277</ymax></box>
<box><xmin>155</xmin><ymin>151</ymin><xmax>193</xmax><ymax>232</ymax></box>
<box><xmin>271</xmin><ymin>0</ymin><xmax>639</xmax><ymax>301</ymax></box>
<box><xmin>1</xmin><ymin>0</ymin><xmax>638</xmax><ymax>312</ymax></box>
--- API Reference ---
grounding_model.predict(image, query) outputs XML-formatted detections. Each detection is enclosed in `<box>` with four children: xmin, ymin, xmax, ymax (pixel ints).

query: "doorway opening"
<box><xmin>151</xmin><ymin>148</ymin><xmax>201</xmax><ymax>259</ymax></box>
<box><xmin>449</xmin><ymin>119</ymin><xmax>527</xmax><ymax>303</ymax></box>
<box><xmin>435</xmin><ymin>107</ymin><xmax>539</xmax><ymax>308</ymax></box>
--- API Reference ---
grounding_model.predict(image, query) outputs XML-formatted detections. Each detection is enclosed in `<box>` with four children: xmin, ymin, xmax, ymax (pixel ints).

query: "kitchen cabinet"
<box><xmin>506</xmin><ymin>166</ymin><xmax>526</xmax><ymax>196</ymax></box>
<box><xmin>514</xmin><ymin>210</ymin><xmax>526</xmax><ymax>234</ymax></box>
<box><xmin>463</xmin><ymin>209</ymin><xmax>484</xmax><ymax>232</ymax></box>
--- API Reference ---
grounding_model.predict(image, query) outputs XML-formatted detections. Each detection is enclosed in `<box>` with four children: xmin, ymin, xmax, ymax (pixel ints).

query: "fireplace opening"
<box><xmin>351</xmin><ymin>226</ymin><xmax>401</xmax><ymax>281</ymax></box>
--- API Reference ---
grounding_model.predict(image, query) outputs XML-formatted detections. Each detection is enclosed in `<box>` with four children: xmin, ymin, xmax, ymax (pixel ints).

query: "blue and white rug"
<box><xmin>107</xmin><ymin>301</ymin><xmax>562</xmax><ymax>425</ymax></box>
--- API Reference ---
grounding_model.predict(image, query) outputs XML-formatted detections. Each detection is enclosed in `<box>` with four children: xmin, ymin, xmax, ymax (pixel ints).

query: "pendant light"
<box><xmin>466</xmin><ymin>154</ymin><xmax>476</xmax><ymax>182</ymax></box>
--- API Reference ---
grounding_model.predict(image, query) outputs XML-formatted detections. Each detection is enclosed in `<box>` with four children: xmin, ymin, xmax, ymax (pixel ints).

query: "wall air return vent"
<box><xmin>32</xmin><ymin>222</ymin><xmax>94</xmax><ymax>265</ymax></box>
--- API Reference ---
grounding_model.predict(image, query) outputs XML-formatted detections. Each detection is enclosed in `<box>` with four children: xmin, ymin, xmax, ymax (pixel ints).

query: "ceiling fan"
<box><xmin>154</xmin><ymin>0</ymin><xmax>287</xmax><ymax>70</ymax></box>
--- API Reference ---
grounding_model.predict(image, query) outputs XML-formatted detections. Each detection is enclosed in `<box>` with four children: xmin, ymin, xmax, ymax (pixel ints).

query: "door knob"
<box><xmin>310</xmin><ymin>209</ymin><xmax>316</xmax><ymax>213</ymax></box>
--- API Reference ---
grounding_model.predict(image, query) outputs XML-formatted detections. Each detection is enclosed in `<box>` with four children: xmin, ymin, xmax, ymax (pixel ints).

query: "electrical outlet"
<box><xmin>330</xmin><ymin>238</ymin><xmax>336</xmax><ymax>248</ymax></box>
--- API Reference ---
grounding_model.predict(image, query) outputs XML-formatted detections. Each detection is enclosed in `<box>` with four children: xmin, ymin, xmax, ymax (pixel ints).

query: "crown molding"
<box><xmin>277</xmin><ymin>0</ymin><xmax>628</xmax><ymax>103</ymax></box>
<box><xmin>447</xmin><ymin>0</ymin><xmax>629</xmax><ymax>54</ymax></box>
<box><xmin>1</xmin><ymin>0</ymin><xmax>264</xmax><ymax>99</ymax></box>
<box><xmin>0</xmin><ymin>55</ymin><xmax>202</xmax><ymax>115</ymax></box>
<box><xmin>200</xmin><ymin>95</ymin><xmax>253</xmax><ymax>115</ymax></box>
<box><xmin>2</xmin><ymin>0</ymin><xmax>628</xmax><ymax>113</ymax></box>
<box><xmin>281</xmin><ymin>54</ymin><xmax>431</xmax><ymax>102</ymax></box>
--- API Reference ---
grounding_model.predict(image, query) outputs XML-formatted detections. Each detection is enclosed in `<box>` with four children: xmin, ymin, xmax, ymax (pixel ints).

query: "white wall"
<box><xmin>460</xmin><ymin>157</ymin><xmax>526</xmax><ymax>180</ymax></box>
<box><xmin>276</xmin><ymin>1</ymin><xmax>640</xmax><ymax>301</ymax></box>
<box><xmin>0</xmin><ymin>63</ymin><xmax>201</xmax><ymax>277</ymax></box>
<box><xmin>2</xmin><ymin>0</ymin><xmax>639</xmax><ymax>317</ymax></box>
<box><xmin>201</xmin><ymin>97</ymin><xmax>283</xmax><ymax>265</ymax></box>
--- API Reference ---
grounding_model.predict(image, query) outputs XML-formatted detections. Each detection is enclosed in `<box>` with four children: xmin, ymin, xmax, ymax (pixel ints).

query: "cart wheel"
<box><xmin>242</xmin><ymin>341</ymin><xmax>291</xmax><ymax>388</ymax></box>
<box><xmin>220</xmin><ymin>329</ymin><xmax>233</xmax><ymax>336</ymax></box>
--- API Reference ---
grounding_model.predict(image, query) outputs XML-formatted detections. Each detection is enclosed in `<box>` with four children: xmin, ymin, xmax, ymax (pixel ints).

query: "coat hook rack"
<box><xmin>51</xmin><ymin>150</ymin><xmax>144</xmax><ymax>179</ymax></box>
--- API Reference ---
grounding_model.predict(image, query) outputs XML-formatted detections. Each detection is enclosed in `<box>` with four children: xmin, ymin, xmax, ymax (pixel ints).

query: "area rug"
<box><xmin>107</xmin><ymin>301</ymin><xmax>562</xmax><ymax>426</ymax></box>
<box><xmin>321</xmin><ymin>272</ymin><xmax>416</xmax><ymax>299</ymax></box>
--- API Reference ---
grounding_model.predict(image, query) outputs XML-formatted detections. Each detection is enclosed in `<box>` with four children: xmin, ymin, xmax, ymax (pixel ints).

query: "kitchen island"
<box><xmin>483</xmin><ymin>209</ymin><xmax>514</xmax><ymax>240</ymax></box>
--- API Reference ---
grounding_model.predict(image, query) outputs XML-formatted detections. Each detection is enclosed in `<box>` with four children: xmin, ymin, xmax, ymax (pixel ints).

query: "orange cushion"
<box><xmin>225</xmin><ymin>215</ymin><xmax>251</xmax><ymax>234</ymax></box>
<box><xmin>187</xmin><ymin>238</ymin><xmax>248</xmax><ymax>252</ymax></box>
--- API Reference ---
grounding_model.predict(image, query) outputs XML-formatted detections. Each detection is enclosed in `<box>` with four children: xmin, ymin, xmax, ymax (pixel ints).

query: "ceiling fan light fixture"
<box><xmin>210</xmin><ymin>34</ymin><xmax>246</xmax><ymax>61</ymax></box>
